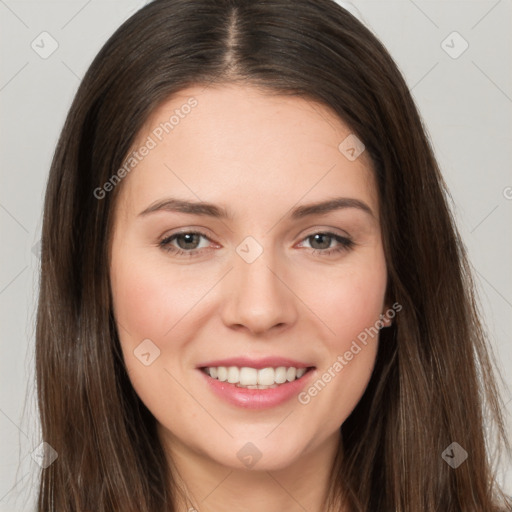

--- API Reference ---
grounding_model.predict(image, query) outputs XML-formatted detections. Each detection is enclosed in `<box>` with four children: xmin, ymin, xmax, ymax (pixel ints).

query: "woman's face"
<box><xmin>110</xmin><ymin>84</ymin><xmax>388</xmax><ymax>471</ymax></box>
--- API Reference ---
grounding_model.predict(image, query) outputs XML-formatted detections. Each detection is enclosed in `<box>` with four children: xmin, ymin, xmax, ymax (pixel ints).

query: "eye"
<box><xmin>158</xmin><ymin>230</ymin><xmax>354</xmax><ymax>258</ymax></box>
<box><xmin>159</xmin><ymin>231</ymin><xmax>213</xmax><ymax>257</ymax></box>
<box><xmin>297</xmin><ymin>232</ymin><xmax>354</xmax><ymax>256</ymax></box>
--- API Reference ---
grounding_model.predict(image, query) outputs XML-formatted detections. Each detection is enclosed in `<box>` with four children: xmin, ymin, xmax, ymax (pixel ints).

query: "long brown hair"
<box><xmin>35</xmin><ymin>0</ymin><xmax>511</xmax><ymax>510</ymax></box>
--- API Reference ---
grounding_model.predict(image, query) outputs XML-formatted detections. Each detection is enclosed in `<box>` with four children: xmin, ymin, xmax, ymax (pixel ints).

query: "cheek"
<box><xmin>300</xmin><ymin>254</ymin><xmax>388</xmax><ymax>347</ymax></box>
<box><xmin>295</xmin><ymin>254</ymin><xmax>387</xmax><ymax>427</ymax></box>
<box><xmin>110</xmin><ymin>251</ymin><xmax>211</xmax><ymax>342</ymax></box>
<box><xmin>110</xmin><ymin>251</ymin><xmax>206</xmax><ymax>425</ymax></box>
<box><xmin>318</xmin><ymin>274</ymin><xmax>384</xmax><ymax>378</ymax></box>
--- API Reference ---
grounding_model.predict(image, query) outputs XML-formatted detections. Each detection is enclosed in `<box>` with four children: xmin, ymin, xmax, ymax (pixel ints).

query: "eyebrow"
<box><xmin>138</xmin><ymin>196</ymin><xmax>375</xmax><ymax>220</ymax></box>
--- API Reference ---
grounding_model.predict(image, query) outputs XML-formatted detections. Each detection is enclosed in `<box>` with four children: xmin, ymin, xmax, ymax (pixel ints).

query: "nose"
<box><xmin>220</xmin><ymin>246</ymin><xmax>299</xmax><ymax>336</ymax></box>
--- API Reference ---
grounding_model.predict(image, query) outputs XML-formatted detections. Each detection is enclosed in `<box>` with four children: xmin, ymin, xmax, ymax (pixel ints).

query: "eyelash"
<box><xmin>158</xmin><ymin>230</ymin><xmax>355</xmax><ymax>258</ymax></box>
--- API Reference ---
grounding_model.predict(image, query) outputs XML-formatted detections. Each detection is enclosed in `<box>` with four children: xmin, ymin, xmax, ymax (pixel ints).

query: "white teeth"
<box><xmin>217</xmin><ymin>366</ymin><xmax>228</xmax><ymax>382</ymax></box>
<box><xmin>286</xmin><ymin>367</ymin><xmax>297</xmax><ymax>381</ymax></box>
<box><xmin>239</xmin><ymin>367</ymin><xmax>258</xmax><ymax>386</ymax></box>
<box><xmin>227</xmin><ymin>366</ymin><xmax>239</xmax><ymax>384</ymax></box>
<box><xmin>275</xmin><ymin>366</ymin><xmax>287</xmax><ymax>384</ymax></box>
<box><xmin>203</xmin><ymin>365</ymin><xmax>310</xmax><ymax>387</ymax></box>
<box><xmin>258</xmin><ymin>367</ymin><xmax>275</xmax><ymax>386</ymax></box>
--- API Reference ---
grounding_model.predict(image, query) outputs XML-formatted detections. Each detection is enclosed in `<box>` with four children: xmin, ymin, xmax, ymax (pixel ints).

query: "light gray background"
<box><xmin>1</xmin><ymin>0</ymin><xmax>511</xmax><ymax>509</ymax></box>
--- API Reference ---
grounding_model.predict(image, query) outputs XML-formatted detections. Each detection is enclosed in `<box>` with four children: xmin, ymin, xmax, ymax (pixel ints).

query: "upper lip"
<box><xmin>197</xmin><ymin>357</ymin><xmax>315</xmax><ymax>370</ymax></box>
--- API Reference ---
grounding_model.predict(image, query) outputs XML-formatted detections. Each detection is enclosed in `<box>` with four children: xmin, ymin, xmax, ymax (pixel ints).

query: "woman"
<box><xmin>35</xmin><ymin>0</ymin><xmax>511</xmax><ymax>510</ymax></box>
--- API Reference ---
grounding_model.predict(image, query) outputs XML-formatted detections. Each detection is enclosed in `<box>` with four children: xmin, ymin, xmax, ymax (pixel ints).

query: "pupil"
<box><xmin>311</xmin><ymin>233</ymin><xmax>331</xmax><ymax>250</ymax></box>
<box><xmin>177</xmin><ymin>233</ymin><xmax>199</xmax><ymax>250</ymax></box>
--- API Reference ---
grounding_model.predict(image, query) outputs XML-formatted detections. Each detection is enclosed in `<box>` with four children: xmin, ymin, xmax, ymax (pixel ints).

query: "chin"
<box><xmin>203</xmin><ymin>433</ymin><xmax>313</xmax><ymax>472</ymax></box>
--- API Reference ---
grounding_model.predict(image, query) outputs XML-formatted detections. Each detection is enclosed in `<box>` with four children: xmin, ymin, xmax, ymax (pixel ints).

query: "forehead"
<box><xmin>115</xmin><ymin>84</ymin><xmax>377</xmax><ymax>221</ymax></box>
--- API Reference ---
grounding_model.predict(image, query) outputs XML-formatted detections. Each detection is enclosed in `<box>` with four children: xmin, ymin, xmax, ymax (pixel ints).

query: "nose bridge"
<box><xmin>221</xmin><ymin>238</ymin><xmax>297</xmax><ymax>334</ymax></box>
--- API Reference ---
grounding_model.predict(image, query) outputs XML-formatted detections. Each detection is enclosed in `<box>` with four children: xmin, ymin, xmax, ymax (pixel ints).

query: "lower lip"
<box><xmin>198</xmin><ymin>368</ymin><xmax>316</xmax><ymax>409</ymax></box>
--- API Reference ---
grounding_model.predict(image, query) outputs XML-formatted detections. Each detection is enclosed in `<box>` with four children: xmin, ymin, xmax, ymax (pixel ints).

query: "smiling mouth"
<box><xmin>200</xmin><ymin>365</ymin><xmax>316</xmax><ymax>389</ymax></box>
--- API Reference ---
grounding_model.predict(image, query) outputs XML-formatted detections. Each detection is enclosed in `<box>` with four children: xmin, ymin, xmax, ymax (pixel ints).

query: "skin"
<box><xmin>109</xmin><ymin>84</ymin><xmax>389</xmax><ymax>512</ymax></box>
